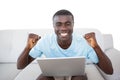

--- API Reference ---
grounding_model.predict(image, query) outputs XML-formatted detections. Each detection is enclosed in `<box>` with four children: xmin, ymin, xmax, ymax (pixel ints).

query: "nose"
<box><xmin>61</xmin><ymin>26</ymin><xmax>67</xmax><ymax>31</ymax></box>
<box><xmin>60</xmin><ymin>23</ymin><xmax>67</xmax><ymax>30</ymax></box>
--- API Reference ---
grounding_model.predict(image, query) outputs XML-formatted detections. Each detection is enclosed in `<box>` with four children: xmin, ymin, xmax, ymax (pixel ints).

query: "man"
<box><xmin>17</xmin><ymin>9</ymin><xmax>113</xmax><ymax>80</ymax></box>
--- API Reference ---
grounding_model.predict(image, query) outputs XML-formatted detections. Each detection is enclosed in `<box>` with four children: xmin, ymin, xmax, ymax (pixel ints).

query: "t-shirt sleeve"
<box><xmin>29</xmin><ymin>47</ymin><xmax>42</xmax><ymax>58</ymax></box>
<box><xmin>80</xmin><ymin>36</ymin><xmax>99</xmax><ymax>64</ymax></box>
<box><xmin>29</xmin><ymin>38</ymin><xmax>44</xmax><ymax>58</ymax></box>
<box><xmin>87</xmin><ymin>47</ymin><xmax>99</xmax><ymax>64</ymax></box>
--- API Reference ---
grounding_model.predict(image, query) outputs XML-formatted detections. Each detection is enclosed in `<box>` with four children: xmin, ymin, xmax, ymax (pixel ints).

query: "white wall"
<box><xmin>0</xmin><ymin>0</ymin><xmax>120</xmax><ymax>50</ymax></box>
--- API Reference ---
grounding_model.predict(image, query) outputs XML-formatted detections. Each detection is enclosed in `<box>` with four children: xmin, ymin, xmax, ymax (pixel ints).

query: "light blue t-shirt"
<box><xmin>29</xmin><ymin>33</ymin><xmax>98</xmax><ymax>63</ymax></box>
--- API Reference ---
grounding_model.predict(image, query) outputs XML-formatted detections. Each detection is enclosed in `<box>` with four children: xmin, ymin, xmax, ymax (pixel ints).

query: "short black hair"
<box><xmin>53</xmin><ymin>9</ymin><xmax>74</xmax><ymax>21</ymax></box>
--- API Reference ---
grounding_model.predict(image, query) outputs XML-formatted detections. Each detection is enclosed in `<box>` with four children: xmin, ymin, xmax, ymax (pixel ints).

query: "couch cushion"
<box><xmin>85</xmin><ymin>64</ymin><xmax>104</xmax><ymax>80</ymax></box>
<box><xmin>0</xmin><ymin>63</ymin><xmax>21</xmax><ymax>80</ymax></box>
<box><xmin>15</xmin><ymin>62</ymin><xmax>104</xmax><ymax>80</ymax></box>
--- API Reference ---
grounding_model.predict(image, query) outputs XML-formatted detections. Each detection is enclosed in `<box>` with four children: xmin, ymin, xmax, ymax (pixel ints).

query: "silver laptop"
<box><xmin>37</xmin><ymin>56</ymin><xmax>86</xmax><ymax>76</ymax></box>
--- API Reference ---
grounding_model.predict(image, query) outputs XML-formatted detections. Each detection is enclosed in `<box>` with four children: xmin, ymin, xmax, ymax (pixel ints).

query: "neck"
<box><xmin>57</xmin><ymin>38</ymin><xmax>72</xmax><ymax>49</ymax></box>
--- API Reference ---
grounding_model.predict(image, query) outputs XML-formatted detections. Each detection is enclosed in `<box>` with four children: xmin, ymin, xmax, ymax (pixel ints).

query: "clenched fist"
<box><xmin>84</xmin><ymin>32</ymin><xmax>98</xmax><ymax>48</ymax></box>
<box><xmin>27</xmin><ymin>33</ymin><xmax>41</xmax><ymax>49</ymax></box>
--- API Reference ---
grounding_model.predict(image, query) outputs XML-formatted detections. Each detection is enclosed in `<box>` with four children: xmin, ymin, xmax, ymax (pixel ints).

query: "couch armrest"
<box><xmin>102</xmin><ymin>34</ymin><xmax>114</xmax><ymax>51</ymax></box>
<box><xmin>105</xmin><ymin>49</ymin><xmax>120</xmax><ymax>72</ymax></box>
<box><xmin>97</xmin><ymin>48</ymin><xmax>120</xmax><ymax>80</ymax></box>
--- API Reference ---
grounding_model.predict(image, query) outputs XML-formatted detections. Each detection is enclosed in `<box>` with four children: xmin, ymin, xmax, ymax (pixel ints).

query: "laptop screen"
<box><xmin>37</xmin><ymin>56</ymin><xmax>86</xmax><ymax>76</ymax></box>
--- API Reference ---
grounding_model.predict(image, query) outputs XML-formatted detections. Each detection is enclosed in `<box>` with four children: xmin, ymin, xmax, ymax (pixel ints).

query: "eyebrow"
<box><xmin>56</xmin><ymin>21</ymin><xmax>72</xmax><ymax>23</ymax></box>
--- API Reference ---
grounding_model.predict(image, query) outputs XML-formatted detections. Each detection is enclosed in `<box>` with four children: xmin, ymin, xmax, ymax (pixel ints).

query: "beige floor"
<box><xmin>0</xmin><ymin>63</ymin><xmax>21</xmax><ymax>80</ymax></box>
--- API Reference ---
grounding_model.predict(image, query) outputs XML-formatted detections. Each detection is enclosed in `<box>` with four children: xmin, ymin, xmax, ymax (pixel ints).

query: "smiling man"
<box><xmin>53</xmin><ymin>14</ymin><xmax>74</xmax><ymax>49</ymax></box>
<box><xmin>17</xmin><ymin>9</ymin><xmax>113</xmax><ymax>80</ymax></box>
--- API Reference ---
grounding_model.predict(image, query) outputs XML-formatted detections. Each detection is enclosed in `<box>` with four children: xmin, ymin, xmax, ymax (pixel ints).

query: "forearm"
<box><xmin>17</xmin><ymin>46</ymin><xmax>32</xmax><ymax>69</ymax></box>
<box><xmin>93</xmin><ymin>45</ymin><xmax>113</xmax><ymax>74</ymax></box>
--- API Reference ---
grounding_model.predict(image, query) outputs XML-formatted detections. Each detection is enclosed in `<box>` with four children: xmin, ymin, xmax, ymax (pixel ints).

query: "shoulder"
<box><xmin>37</xmin><ymin>33</ymin><xmax>56</xmax><ymax>44</ymax></box>
<box><xmin>73</xmin><ymin>33</ymin><xmax>91</xmax><ymax>48</ymax></box>
<box><xmin>73</xmin><ymin>33</ymin><xmax>86</xmax><ymax>42</ymax></box>
<box><xmin>43</xmin><ymin>33</ymin><xmax>56</xmax><ymax>40</ymax></box>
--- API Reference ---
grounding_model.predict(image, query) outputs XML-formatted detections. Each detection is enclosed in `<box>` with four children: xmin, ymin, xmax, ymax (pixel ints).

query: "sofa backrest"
<box><xmin>0</xmin><ymin>28</ymin><xmax>105</xmax><ymax>62</ymax></box>
<box><xmin>102</xmin><ymin>34</ymin><xmax>114</xmax><ymax>51</ymax></box>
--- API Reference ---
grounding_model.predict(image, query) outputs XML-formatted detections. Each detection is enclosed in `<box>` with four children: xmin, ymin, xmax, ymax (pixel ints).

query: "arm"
<box><xmin>84</xmin><ymin>32</ymin><xmax>113</xmax><ymax>74</ymax></box>
<box><xmin>17</xmin><ymin>33</ymin><xmax>40</xmax><ymax>69</ymax></box>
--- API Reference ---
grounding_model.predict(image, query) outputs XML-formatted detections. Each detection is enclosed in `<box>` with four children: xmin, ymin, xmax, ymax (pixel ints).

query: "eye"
<box><xmin>65</xmin><ymin>22</ymin><xmax>71</xmax><ymax>26</ymax></box>
<box><xmin>55</xmin><ymin>22</ymin><xmax>62</xmax><ymax>27</ymax></box>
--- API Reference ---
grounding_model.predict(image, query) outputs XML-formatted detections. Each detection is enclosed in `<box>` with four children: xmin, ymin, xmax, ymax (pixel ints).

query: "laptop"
<box><xmin>37</xmin><ymin>56</ymin><xmax>86</xmax><ymax>76</ymax></box>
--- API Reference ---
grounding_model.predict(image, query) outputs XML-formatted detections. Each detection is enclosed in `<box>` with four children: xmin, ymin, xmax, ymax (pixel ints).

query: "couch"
<box><xmin>0</xmin><ymin>28</ymin><xmax>120</xmax><ymax>80</ymax></box>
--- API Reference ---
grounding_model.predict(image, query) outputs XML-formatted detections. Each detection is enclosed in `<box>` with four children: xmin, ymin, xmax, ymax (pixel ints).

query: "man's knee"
<box><xmin>36</xmin><ymin>74</ymin><xmax>55</xmax><ymax>80</ymax></box>
<box><xmin>71</xmin><ymin>74</ymin><xmax>87</xmax><ymax>80</ymax></box>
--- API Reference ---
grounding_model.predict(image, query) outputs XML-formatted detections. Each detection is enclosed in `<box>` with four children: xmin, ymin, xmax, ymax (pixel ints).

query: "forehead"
<box><xmin>53</xmin><ymin>15</ymin><xmax>73</xmax><ymax>23</ymax></box>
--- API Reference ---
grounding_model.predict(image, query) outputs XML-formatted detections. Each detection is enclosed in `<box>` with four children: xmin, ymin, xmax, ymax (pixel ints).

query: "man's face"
<box><xmin>53</xmin><ymin>15</ymin><xmax>74</xmax><ymax>41</ymax></box>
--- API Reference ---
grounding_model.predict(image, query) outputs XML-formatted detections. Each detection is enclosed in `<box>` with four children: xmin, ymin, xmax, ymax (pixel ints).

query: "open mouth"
<box><xmin>60</xmin><ymin>32</ymin><xmax>68</xmax><ymax>37</ymax></box>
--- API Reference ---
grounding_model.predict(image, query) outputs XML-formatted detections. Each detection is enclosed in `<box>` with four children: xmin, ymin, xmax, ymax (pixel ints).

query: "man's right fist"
<box><xmin>27</xmin><ymin>33</ymin><xmax>41</xmax><ymax>49</ymax></box>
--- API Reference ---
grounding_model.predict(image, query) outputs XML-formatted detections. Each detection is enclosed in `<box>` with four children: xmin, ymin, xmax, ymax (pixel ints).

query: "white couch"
<box><xmin>0</xmin><ymin>28</ymin><xmax>120</xmax><ymax>80</ymax></box>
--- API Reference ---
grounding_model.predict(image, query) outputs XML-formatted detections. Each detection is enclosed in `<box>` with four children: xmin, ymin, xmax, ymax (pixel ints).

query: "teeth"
<box><xmin>61</xmin><ymin>33</ymin><xmax>67</xmax><ymax>36</ymax></box>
